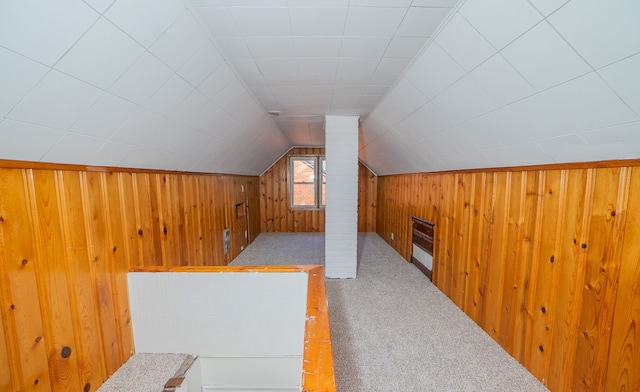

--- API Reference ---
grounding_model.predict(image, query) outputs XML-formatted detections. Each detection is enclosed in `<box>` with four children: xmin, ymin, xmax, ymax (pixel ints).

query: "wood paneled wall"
<box><xmin>260</xmin><ymin>147</ymin><xmax>377</xmax><ymax>232</ymax></box>
<box><xmin>377</xmin><ymin>164</ymin><xmax>640</xmax><ymax>392</ymax></box>
<box><xmin>0</xmin><ymin>164</ymin><xmax>259</xmax><ymax>391</ymax></box>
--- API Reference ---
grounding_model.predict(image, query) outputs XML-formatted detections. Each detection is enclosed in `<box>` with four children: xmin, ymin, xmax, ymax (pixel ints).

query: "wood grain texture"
<box><xmin>377</xmin><ymin>165</ymin><xmax>640</xmax><ymax>392</ymax></box>
<box><xmin>260</xmin><ymin>148</ymin><xmax>377</xmax><ymax>232</ymax></box>
<box><xmin>0</xmin><ymin>166</ymin><xmax>260</xmax><ymax>392</ymax></box>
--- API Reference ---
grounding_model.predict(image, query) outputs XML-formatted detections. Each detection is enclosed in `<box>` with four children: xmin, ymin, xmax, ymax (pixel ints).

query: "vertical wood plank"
<box><xmin>26</xmin><ymin>170</ymin><xmax>83</xmax><ymax>391</ymax></box>
<box><xmin>0</xmin><ymin>169</ymin><xmax>51</xmax><ymax>391</ymax></box>
<box><xmin>58</xmin><ymin>171</ymin><xmax>105</xmax><ymax>391</ymax></box>
<box><xmin>605</xmin><ymin>167</ymin><xmax>640</xmax><ymax>392</ymax></box>
<box><xmin>574</xmin><ymin>168</ymin><xmax>630</xmax><ymax>391</ymax></box>
<box><xmin>548</xmin><ymin>169</ymin><xmax>594</xmax><ymax>392</ymax></box>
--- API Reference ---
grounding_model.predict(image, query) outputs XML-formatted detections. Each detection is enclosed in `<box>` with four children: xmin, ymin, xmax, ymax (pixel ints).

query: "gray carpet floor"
<box><xmin>230</xmin><ymin>232</ymin><xmax>549</xmax><ymax>392</ymax></box>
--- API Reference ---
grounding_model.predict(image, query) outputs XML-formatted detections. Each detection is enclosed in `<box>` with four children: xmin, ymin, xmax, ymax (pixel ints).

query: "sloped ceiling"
<box><xmin>1</xmin><ymin>0</ymin><xmax>639</xmax><ymax>176</ymax></box>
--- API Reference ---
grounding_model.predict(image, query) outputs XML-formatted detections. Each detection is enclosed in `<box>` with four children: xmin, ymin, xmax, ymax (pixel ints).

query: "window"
<box><xmin>290</xmin><ymin>156</ymin><xmax>326</xmax><ymax>209</ymax></box>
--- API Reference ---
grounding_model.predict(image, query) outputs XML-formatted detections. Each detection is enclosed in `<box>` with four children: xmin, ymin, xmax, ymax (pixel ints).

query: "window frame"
<box><xmin>290</xmin><ymin>155</ymin><xmax>326</xmax><ymax>210</ymax></box>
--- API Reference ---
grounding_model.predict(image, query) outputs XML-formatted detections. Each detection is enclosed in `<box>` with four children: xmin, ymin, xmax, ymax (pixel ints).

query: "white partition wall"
<box><xmin>127</xmin><ymin>271</ymin><xmax>308</xmax><ymax>390</ymax></box>
<box><xmin>324</xmin><ymin>115</ymin><xmax>359</xmax><ymax>279</ymax></box>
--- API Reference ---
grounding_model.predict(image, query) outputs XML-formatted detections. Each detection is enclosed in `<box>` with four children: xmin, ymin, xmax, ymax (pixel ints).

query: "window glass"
<box><xmin>290</xmin><ymin>156</ymin><xmax>325</xmax><ymax>209</ymax></box>
<box><xmin>292</xmin><ymin>158</ymin><xmax>316</xmax><ymax>207</ymax></box>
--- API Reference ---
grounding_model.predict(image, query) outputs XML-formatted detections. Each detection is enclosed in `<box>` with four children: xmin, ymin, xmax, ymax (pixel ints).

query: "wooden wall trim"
<box><xmin>378</xmin><ymin>158</ymin><xmax>640</xmax><ymax>177</ymax></box>
<box><xmin>377</xmin><ymin>163</ymin><xmax>640</xmax><ymax>392</ymax></box>
<box><xmin>0</xmin><ymin>159</ymin><xmax>257</xmax><ymax>178</ymax></box>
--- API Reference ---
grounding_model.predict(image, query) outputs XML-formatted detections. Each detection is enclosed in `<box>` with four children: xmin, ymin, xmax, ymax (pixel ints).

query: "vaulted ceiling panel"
<box><xmin>362</xmin><ymin>0</ymin><xmax>640</xmax><ymax>175</ymax></box>
<box><xmin>0</xmin><ymin>0</ymin><xmax>638</xmax><ymax>175</ymax></box>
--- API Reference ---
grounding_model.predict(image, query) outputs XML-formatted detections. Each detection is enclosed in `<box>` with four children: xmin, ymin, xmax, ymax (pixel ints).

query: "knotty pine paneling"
<box><xmin>377</xmin><ymin>164</ymin><xmax>640</xmax><ymax>392</ymax></box>
<box><xmin>260</xmin><ymin>147</ymin><xmax>377</xmax><ymax>232</ymax></box>
<box><xmin>0</xmin><ymin>165</ymin><xmax>259</xmax><ymax>392</ymax></box>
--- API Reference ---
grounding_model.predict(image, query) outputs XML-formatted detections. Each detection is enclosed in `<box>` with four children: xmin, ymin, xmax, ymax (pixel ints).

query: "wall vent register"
<box><xmin>411</xmin><ymin>216</ymin><xmax>434</xmax><ymax>281</ymax></box>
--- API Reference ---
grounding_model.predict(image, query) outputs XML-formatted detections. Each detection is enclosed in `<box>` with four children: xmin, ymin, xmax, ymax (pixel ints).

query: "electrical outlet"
<box><xmin>391</xmin><ymin>232</ymin><xmax>394</xmax><ymax>240</ymax></box>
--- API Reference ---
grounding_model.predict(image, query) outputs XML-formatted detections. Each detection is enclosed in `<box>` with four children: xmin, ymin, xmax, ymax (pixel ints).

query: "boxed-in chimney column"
<box><xmin>324</xmin><ymin>115</ymin><xmax>359</xmax><ymax>279</ymax></box>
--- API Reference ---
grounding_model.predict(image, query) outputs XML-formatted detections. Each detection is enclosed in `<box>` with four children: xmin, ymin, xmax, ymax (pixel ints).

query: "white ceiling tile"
<box><xmin>269</xmin><ymin>86</ymin><xmax>303</xmax><ymax>96</ymax></box>
<box><xmin>548</xmin><ymin>0</ymin><xmax>640</xmax><ymax>69</ymax></box>
<box><xmin>435</xmin><ymin>13</ymin><xmax>495</xmax><ymax>71</ymax></box>
<box><xmin>469</xmin><ymin>54</ymin><xmax>535</xmax><ymax>107</ymax></box>
<box><xmin>416</xmin><ymin>101</ymin><xmax>453</xmax><ymax>135</ymax></box>
<box><xmin>546</xmin><ymin>72</ymin><xmax>640</xmax><ymax>132</ymax></box>
<box><xmin>288</xmin><ymin>0</ymin><xmax>349</xmax><ymax>6</ymax></box>
<box><xmin>445</xmin><ymin>123</ymin><xmax>501</xmax><ymax>152</ymax></box>
<box><xmin>264</xmin><ymin>73</ymin><xmax>301</xmax><ymax>86</ymax></box>
<box><xmin>508</xmin><ymin>72</ymin><xmax>639</xmax><ymax>139</ymax></box>
<box><xmin>334</xmin><ymin>72</ymin><xmax>373</xmax><ymax>85</ymax></box>
<box><xmin>150</xmin><ymin>12</ymin><xmax>209</xmax><ymax>71</ymax></box>
<box><xmin>344</xmin><ymin>7</ymin><xmax>406</xmax><ymax>36</ymax></box>
<box><xmin>431</xmin><ymin>75</ymin><xmax>497</xmax><ymax>125</ymax></box>
<box><xmin>226</xmin><ymin>0</ymin><xmax>286</xmax><ymax>5</ymax></box>
<box><xmin>502</xmin><ymin>141</ymin><xmax>552</xmax><ymax>166</ymax></box>
<box><xmin>0</xmin><ymin>0</ymin><xmax>98</xmax><ymax>66</ymax></box>
<box><xmin>460</xmin><ymin>0</ymin><xmax>542</xmax><ymax>50</ymax></box>
<box><xmin>230</xmin><ymin>7</ymin><xmax>292</xmax><ymax>36</ymax></box>
<box><xmin>215</xmin><ymin>37</ymin><xmax>253</xmax><ymax>58</ymax></box>
<box><xmin>527</xmin><ymin>0</ymin><xmax>570</xmax><ymax>16</ymax></box>
<box><xmin>289</xmin><ymin>7</ymin><xmax>348</xmax><ymax>36</ymax></box>
<box><xmin>298</xmin><ymin>58</ymin><xmax>339</xmax><ymax>75</ymax></box>
<box><xmin>292</xmin><ymin>37</ymin><xmax>343</xmax><ymax>57</ymax></box>
<box><xmin>144</xmin><ymin>75</ymin><xmax>194</xmax><ymax>114</ymax></box>
<box><xmin>87</xmin><ymin>141</ymin><xmax>134</xmax><ymax>166</ymax></box>
<box><xmin>170</xmin><ymin>90</ymin><xmax>209</xmax><ymax>125</ymax></box>
<box><xmin>111</xmin><ymin>108</ymin><xmax>167</xmax><ymax>145</ymax></box>
<box><xmin>198</xmin><ymin>63</ymin><xmax>236</xmax><ymax>99</ymax></box>
<box><xmin>371</xmin><ymin>58</ymin><xmax>411</xmax><ymax>85</ymax></box>
<box><xmin>255</xmin><ymin>95</ymin><xmax>279</xmax><ymax>109</ymax></box>
<box><xmin>350</xmin><ymin>0</ymin><xmax>412</xmax><ymax>6</ymax></box>
<box><xmin>0</xmin><ymin>119</ymin><xmax>65</xmax><ymax>161</ymax></box>
<box><xmin>395</xmin><ymin>109</ymin><xmax>429</xmax><ymax>143</ymax></box>
<box><xmin>598</xmin><ymin>53</ymin><xmax>640</xmax><ymax>115</ymax></box>
<box><xmin>56</xmin><ymin>18</ymin><xmax>144</xmax><ymax>89</ymax></box>
<box><xmin>384</xmin><ymin>36</ymin><xmax>428</xmax><ymax>57</ymax></box>
<box><xmin>178</xmin><ymin>43</ymin><xmax>225</xmax><ymax>86</ymax></box>
<box><xmin>256</xmin><ymin>58</ymin><xmax>299</xmax><ymax>75</ymax></box>
<box><xmin>332</xmin><ymin>95</ymin><xmax>361</xmax><ymax>105</ymax></box>
<box><xmin>337</xmin><ymin>58</ymin><xmax>379</xmax><ymax>74</ymax></box>
<box><xmin>580</xmin><ymin>121</ymin><xmax>640</xmax><ymax>160</ymax></box>
<box><xmin>474</xmin><ymin>108</ymin><xmax>531</xmax><ymax>146</ymax></box>
<box><xmin>411</xmin><ymin>0</ymin><xmax>458</xmax><ymax>6</ymax></box>
<box><xmin>105</xmin><ymin>0</ymin><xmax>185</xmax><ymax>48</ymax></box>
<box><xmin>302</xmin><ymin>85</ymin><xmax>334</xmax><ymax>95</ymax></box>
<box><xmin>194</xmin><ymin>7</ymin><xmax>241</xmax><ymax>37</ymax></box>
<box><xmin>228</xmin><ymin>59</ymin><xmax>262</xmax><ymax>78</ymax></box>
<box><xmin>72</xmin><ymin>92</ymin><xmax>139</xmax><ymax>138</ymax></box>
<box><xmin>189</xmin><ymin>0</ymin><xmax>227</xmax><ymax>5</ymax></box>
<box><xmin>245</xmin><ymin>37</ymin><xmax>296</xmax><ymax>58</ymax></box>
<box><xmin>109</xmin><ymin>52</ymin><xmax>173</xmax><ymax>104</ymax></box>
<box><xmin>536</xmin><ymin>134</ymin><xmax>599</xmax><ymax>163</ymax></box>
<box><xmin>340</xmin><ymin>37</ymin><xmax>391</xmax><ymax>58</ymax></box>
<box><xmin>242</xmin><ymin>74</ymin><xmax>269</xmax><ymax>87</ymax></box>
<box><xmin>7</xmin><ymin>70</ymin><xmax>102</xmax><ymax>129</ymax></box>
<box><xmin>362</xmin><ymin>85</ymin><xmax>389</xmax><ymax>95</ymax></box>
<box><xmin>118</xmin><ymin>146</ymin><xmax>175</xmax><ymax>170</ymax></box>
<box><xmin>501</xmin><ymin>21</ymin><xmax>591</xmax><ymax>91</ymax></box>
<box><xmin>42</xmin><ymin>133</ymin><xmax>106</xmax><ymax>164</ymax></box>
<box><xmin>300</xmin><ymin>74</ymin><xmax>336</xmax><ymax>86</ymax></box>
<box><xmin>397</xmin><ymin>6</ymin><xmax>451</xmax><ymax>37</ymax></box>
<box><xmin>405</xmin><ymin>42</ymin><xmax>464</xmax><ymax>99</ymax></box>
<box><xmin>333</xmin><ymin>85</ymin><xmax>366</xmax><ymax>95</ymax></box>
<box><xmin>0</xmin><ymin>48</ymin><xmax>49</xmax><ymax>118</ymax></box>
<box><xmin>83</xmin><ymin>0</ymin><xmax>116</xmax><ymax>14</ymax></box>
